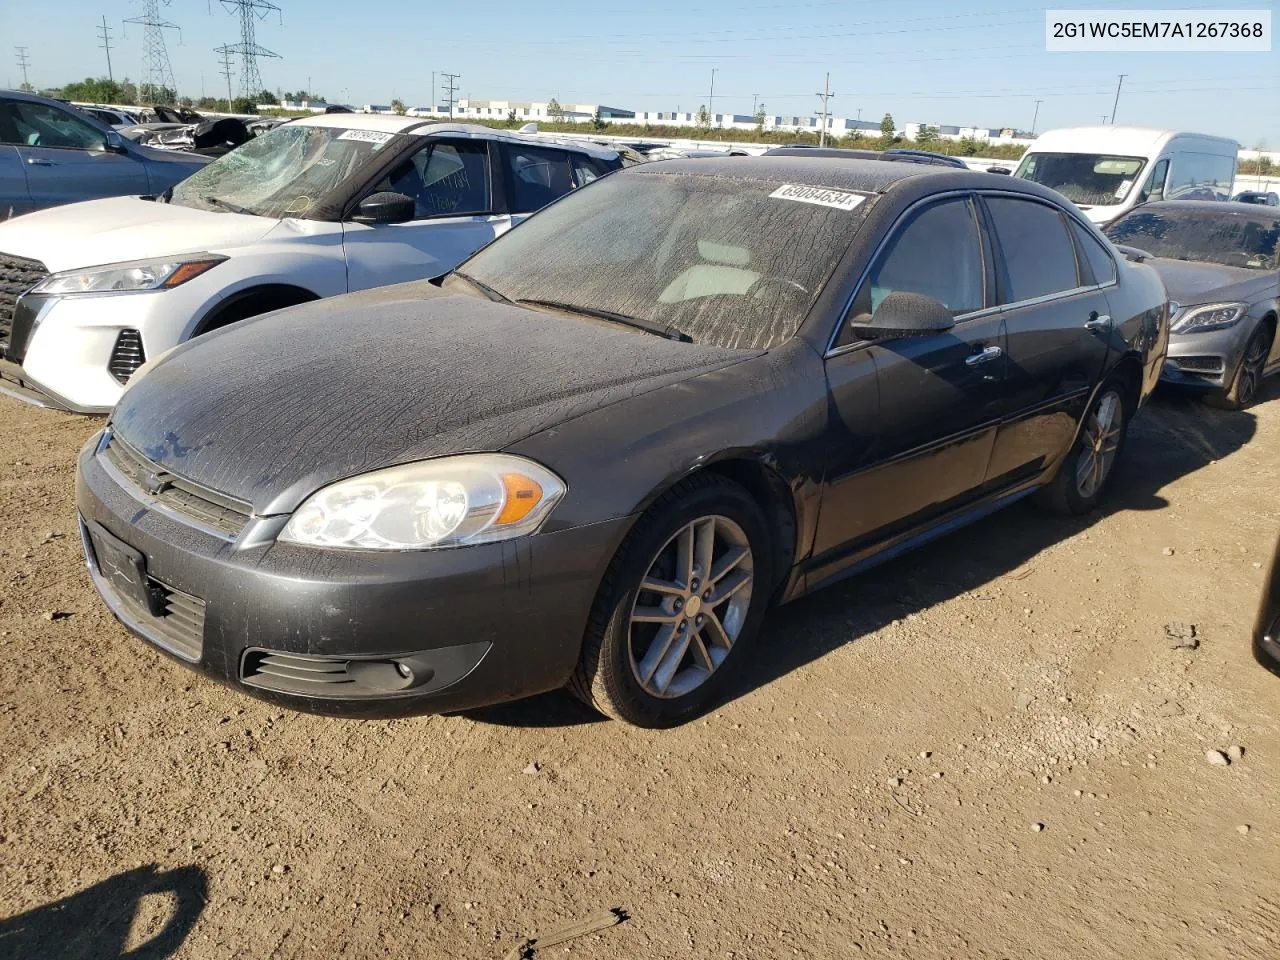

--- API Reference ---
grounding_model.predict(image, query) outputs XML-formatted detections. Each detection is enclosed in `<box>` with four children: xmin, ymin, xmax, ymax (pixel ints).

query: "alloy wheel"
<box><xmin>1238</xmin><ymin>331</ymin><xmax>1269</xmax><ymax>406</ymax></box>
<box><xmin>628</xmin><ymin>515</ymin><xmax>754</xmax><ymax>699</ymax></box>
<box><xmin>1075</xmin><ymin>389</ymin><xmax>1124</xmax><ymax>500</ymax></box>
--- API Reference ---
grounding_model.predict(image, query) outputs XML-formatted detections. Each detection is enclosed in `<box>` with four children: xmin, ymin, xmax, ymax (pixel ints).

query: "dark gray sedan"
<box><xmin>1106</xmin><ymin>200</ymin><xmax>1280</xmax><ymax>409</ymax></box>
<box><xmin>77</xmin><ymin>158</ymin><xmax>1168</xmax><ymax>726</ymax></box>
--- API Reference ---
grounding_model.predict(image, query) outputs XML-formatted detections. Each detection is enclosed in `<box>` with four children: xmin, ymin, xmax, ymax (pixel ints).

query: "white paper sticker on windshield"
<box><xmin>1114</xmin><ymin>179</ymin><xmax>1133</xmax><ymax>199</ymax></box>
<box><xmin>769</xmin><ymin>183</ymin><xmax>866</xmax><ymax>211</ymax></box>
<box><xmin>337</xmin><ymin>129</ymin><xmax>395</xmax><ymax>144</ymax></box>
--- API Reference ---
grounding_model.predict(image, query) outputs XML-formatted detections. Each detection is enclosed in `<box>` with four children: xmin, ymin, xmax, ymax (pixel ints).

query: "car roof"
<box><xmin>289</xmin><ymin>114</ymin><xmax>619</xmax><ymax>159</ymax></box>
<box><xmin>1028</xmin><ymin>125</ymin><xmax>1239</xmax><ymax>153</ymax></box>
<box><xmin>638</xmin><ymin>155</ymin><xmax>1046</xmax><ymax>197</ymax></box>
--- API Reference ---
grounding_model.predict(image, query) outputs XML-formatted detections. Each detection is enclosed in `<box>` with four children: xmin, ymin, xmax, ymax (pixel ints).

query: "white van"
<box><xmin>1013</xmin><ymin>126</ymin><xmax>1238</xmax><ymax>225</ymax></box>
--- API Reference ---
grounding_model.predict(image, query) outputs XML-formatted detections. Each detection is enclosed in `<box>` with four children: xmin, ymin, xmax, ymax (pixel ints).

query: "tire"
<box><xmin>1205</xmin><ymin>325</ymin><xmax>1272</xmax><ymax>411</ymax></box>
<box><xmin>1035</xmin><ymin>379</ymin><xmax>1131</xmax><ymax>516</ymax></box>
<box><xmin>569</xmin><ymin>474</ymin><xmax>774</xmax><ymax>727</ymax></box>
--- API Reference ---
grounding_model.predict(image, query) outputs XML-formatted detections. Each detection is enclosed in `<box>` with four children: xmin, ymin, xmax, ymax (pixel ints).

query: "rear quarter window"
<box><xmin>1070</xmin><ymin>219</ymin><xmax>1117</xmax><ymax>285</ymax></box>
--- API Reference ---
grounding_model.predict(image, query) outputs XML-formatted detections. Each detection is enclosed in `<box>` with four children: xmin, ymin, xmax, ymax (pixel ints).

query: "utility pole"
<box><xmin>216</xmin><ymin>44</ymin><xmax>235</xmax><ymax>111</ymax></box>
<box><xmin>1110</xmin><ymin>74</ymin><xmax>1126</xmax><ymax>124</ymax></box>
<box><xmin>751</xmin><ymin>92</ymin><xmax>758</xmax><ymax>115</ymax></box>
<box><xmin>1101</xmin><ymin>114</ymin><xmax>1108</xmax><ymax>124</ymax></box>
<box><xmin>1031</xmin><ymin>99</ymin><xmax>1042</xmax><ymax>136</ymax></box>
<box><xmin>815</xmin><ymin>72</ymin><xmax>834</xmax><ymax>147</ymax></box>
<box><xmin>708</xmin><ymin>68</ymin><xmax>717</xmax><ymax>126</ymax></box>
<box><xmin>441</xmin><ymin>72</ymin><xmax>460</xmax><ymax>119</ymax></box>
<box><xmin>431</xmin><ymin>71</ymin><xmax>435</xmax><ymax>113</ymax></box>
<box><xmin>15</xmin><ymin>47</ymin><xmax>30</xmax><ymax>91</ymax></box>
<box><xmin>97</xmin><ymin>16</ymin><xmax>115</xmax><ymax>83</ymax></box>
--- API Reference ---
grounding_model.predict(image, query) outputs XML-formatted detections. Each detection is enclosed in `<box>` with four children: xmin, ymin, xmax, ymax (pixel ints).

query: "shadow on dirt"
<box><xmin>0</xmin><ymin>864</ymin><xmax>207</xmax><ymax>960</ymax></box>
<box><xmin>468</xmin><ymin>390</ymin><xmax>1262</xmax><ymax>728</ymax></box>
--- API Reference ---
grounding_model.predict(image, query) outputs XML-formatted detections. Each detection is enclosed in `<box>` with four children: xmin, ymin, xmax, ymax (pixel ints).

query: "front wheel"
<box><xmin>569</xmin><ymin>475</ymin><xmax>773</xmax><ymax>727</ymax></box>
<box><xmin>1206</xmin><ymin>325</ymin><xmax>1272</xmax><ymax>411</ymax></box>
<box><xmin>1035</xmin><ymin>381</ymin><xmax>1130</xmax><ymax>515</ymax></box>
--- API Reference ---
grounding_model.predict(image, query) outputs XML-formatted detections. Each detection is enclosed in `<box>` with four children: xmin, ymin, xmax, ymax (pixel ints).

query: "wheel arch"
<box><xmin>189</xmin><ymin>283</ymin><xmax>322</xmax><ymax>339</ymax></box>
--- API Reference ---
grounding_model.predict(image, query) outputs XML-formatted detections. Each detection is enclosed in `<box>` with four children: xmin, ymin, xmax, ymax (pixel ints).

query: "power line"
<box><xmin>124</xmin><ymin>0</ymin><xmax>179</xmax><ymax>103</ymax></box>
<box><xmin>218</xmin><ymin>0</ymin><xmax>283</xmax><ymax>100</ymax></box>
<box><xmin>816</xmin><ymin>72</ymin><xmax>834</xmax><ymax>146</ymax></box>
<box><xmin>441</xmin><ymin>71</ymin><xmax>460</xmax><ymax>119</ymax></box>
<box><xmin>215</xmin><ymin>44</ymin><xmax>235</xmax><ymax>110</ymax></box>
<box><xmin>14</xmin><ymin>46</ymin><xmax>30</xmax><ymax>91</ymax></box>
<box><xmin>97</xmin><ymin>16</ymin><xmax>115</xmax><ymax>83</ymax></box>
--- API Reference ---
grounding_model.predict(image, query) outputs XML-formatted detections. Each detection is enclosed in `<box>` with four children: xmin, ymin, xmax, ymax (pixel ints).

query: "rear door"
<box><xmin>814</xmin><ymin>194</ymin><xmax>1008</xmax><ymax>559</ymax></box>
<box><xmin>342</xmin><ymin>138</ymin><xmax>512</xmax><ymax>289</ymax></box>
<box><xmin>981</xmin><ymin>194</ymin><xmax>1113</xmax><ymax>485</ymax></box>
<box><xmin>502</xmin><ymin>143</ymin><xmax>585</xmax><ymax>226</ymax></box>
<box><xmin>2</xmin><ymin>99</ymin><xmax>149</xmax><ymax>209</ymax></box>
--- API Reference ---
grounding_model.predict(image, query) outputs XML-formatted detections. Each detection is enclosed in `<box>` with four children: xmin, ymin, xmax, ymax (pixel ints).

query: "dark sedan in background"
<box><xmin>1106</xmin><ymin>200</ymin><xmax>1279</xmax><ymax>409</ymax></box>
<box><xmin>76</xmin><ymin>158</ymin><xmax>1168</xmax><ymax>726</ymax></box>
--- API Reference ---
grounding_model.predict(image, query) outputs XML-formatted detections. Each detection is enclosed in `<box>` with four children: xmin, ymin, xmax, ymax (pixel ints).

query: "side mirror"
<box><xmin>847</xmin><ymin>290</ymin><xmax>956</xmax><ymax>341</ymax></box>
<box><xmin>351</xmin><ymin>192</ymin><xmax>416</xmax><ymax>225</ymax></box>
<box><xmin>103</xmin><ymin>130</ymin><xmax>129</xmax><ymax>154</ymax></box>
<box><xmin>986</xmin><ymin>165</ymin><xmax>1011</xmax><ymax>175</ymax></box>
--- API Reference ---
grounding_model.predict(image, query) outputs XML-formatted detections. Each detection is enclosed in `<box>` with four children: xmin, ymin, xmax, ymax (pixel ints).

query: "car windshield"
<box><xmin>1015</xmin><ymin>152</ymin><xmax>1147</xmax><ymax>206</ymax></box>
<box><xmin>458</xmin><ymin>171</ymin><xmax>874</xmax><ymax>350</ymax></box>
<box><xmin>1105</xmin><ymin>206</ymin><xmax>1279</xmax><ymax>269</ymax></box>
<box><xmin>169</xmin><ymin>123</ymin><xmax>400</xmax><ymax>218</ymax></box>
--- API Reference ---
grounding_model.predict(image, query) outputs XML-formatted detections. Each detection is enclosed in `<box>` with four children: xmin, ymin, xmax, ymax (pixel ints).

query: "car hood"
<box><xmin>0</xmin><ymin>196</ymin><xmax>277</xmax><ymax>272</ymax></box>
<box><xmin>1147</xmin><ymin>257</ymin><xmax>1275</xmax><ymax>306</ymax></box>
<box><xmin>110</xmin><ymin>286</ymin><xmax>754</xmax><ymax>515</ymax></box>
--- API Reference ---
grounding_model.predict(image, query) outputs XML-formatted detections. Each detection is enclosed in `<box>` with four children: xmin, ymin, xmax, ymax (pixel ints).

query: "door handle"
<box><xmin>1084</xmin><ymin>312</ymin><xmax>1111</xmax><ymax>331</ymax></box>
<box><xmin>965</xmin><ymin>345</ymin><xmax>1003</xmax><ymax>366</ymax></box>
<box><xmin>26</xmin><ymin>157</ymin><xmax>56</xmax><ymax>167</ymax></box>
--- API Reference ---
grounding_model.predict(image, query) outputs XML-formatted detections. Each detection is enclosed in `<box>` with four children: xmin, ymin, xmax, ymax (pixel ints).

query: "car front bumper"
<box><xmin>1159</xmin><ymin>324</ymin><xmax>1250</xmax><ymax>392</ymax></box>
<box><xmin>75</xmin><ymin>432</ymin><xmax>633</xmax><ymax>717</ymax></box>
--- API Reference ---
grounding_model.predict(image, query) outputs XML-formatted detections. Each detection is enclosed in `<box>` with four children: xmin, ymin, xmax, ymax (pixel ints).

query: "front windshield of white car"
<box><xmin>169</xmin><ymin>124</ymin><xmax>400</xmax><ymax>218</ymax></box>
<box><xmin>1015</xmin><ymin>152</ymin><xmax>1147</xmax><ymax>206</ymax></box>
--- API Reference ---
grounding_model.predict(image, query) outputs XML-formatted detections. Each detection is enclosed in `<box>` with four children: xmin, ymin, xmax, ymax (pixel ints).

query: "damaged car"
<box><xmin>1106</xmin><ymin>200</ymin><xmax>1279</xmax><ymax>408</ymax></box>
<box><xmin>76</xmin><ymin>157</ymin><xmax>1168</xmax><ymax>726</ymax></box>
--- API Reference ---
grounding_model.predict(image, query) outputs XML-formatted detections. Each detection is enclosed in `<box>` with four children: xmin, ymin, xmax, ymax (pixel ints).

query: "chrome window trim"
<box><xmin>825</xmin><ymin>188</ymin><xmax>1120</xmax><ymax>360</ymax></box>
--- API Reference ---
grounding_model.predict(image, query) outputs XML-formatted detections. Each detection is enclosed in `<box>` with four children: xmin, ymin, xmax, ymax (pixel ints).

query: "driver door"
<box><xmin>342</xmin><ymin>138</ymin><xmax>512</xmax><ymax>289</ymax></box>
<box><xmin>1</xmin><ymin>100</ymin><xmax>148</xmax><ymax>209</ymax></box>
<box><xmin>813</xmin><ymin>195</ymin><xmax>1008</xmax><ymax>561</ymax></box>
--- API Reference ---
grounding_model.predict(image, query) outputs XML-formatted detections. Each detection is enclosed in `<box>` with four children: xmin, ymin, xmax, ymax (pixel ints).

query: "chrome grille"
<box><xmin>101</xmin><ymin>433</ymin><xmax>252</xmax><ymax>538</ymax></box>
<box><xmin>0</xmin><ymin>253</ymin><xmax>49</xmax><ymax>355</ymax></box>
<box><xmin>107</xmin><ymin>329</ymin><xmax>146</xmax><ymax>383</ymax></box>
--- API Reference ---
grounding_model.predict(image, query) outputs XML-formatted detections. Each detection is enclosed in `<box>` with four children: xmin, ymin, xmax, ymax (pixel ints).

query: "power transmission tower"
<box><xmin>97</xmin><ymin>16</ymin><xmax>116</xmax><ymax>83</ymax></box>
<box><xmin>1110</xmin><ymin>74</ymin><xmax>1126</xmax><ymax>125</ymax></box>
<box><xmin>815</xmin><ymin>72</ymin><xmax>834</xmax><ymax>147</ymax></box>
<box><xmin>218</xmin><ymin>0</ymin><xmax>282</xmax><ymax>100</ymax></box>
<box><xmin>215</xmin><ymin>44</ymin><xmax>235</xmax><ymax>110</ymax></box>
<box><xmin>125</xmin><ymin>0</ymin><xmax>179</xmax><ymax>103</ymax></box>
<box><xmin>441</xmin><ymin>72</ymin><xmax>460</xmax><ymax>119</ymax></box>
<box><xmin>15</xmin><ymin>47</ymin><xmax>31</xmax><ymax>91</ymax></box>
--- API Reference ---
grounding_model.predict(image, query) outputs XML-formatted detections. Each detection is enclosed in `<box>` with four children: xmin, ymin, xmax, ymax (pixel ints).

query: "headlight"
<box><xmin>278</xmin><ymin>454</ymin><xmax>566</xmax><ymax>550</ymax></box>
<box><xmin>31</xmin><ymin>255</ymin><xmax>226</xmax><ymax>296</ymax></box>
<box><xmin>1170</xmin><ymin>302</ymin><xmax>1247</xmax><ymax>334</ymax></box>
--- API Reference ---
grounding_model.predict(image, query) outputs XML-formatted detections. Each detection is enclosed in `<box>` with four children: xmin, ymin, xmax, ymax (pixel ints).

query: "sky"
<box><xmin>4</xmin><ymin>0</ymin><xmax>1278</xmax><ymax>144</ymax></box>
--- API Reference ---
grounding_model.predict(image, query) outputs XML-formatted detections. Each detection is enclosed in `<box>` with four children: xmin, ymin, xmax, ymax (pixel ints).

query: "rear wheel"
<box><xmin>1206</xmin><ymin>325</ymin><xmax>1271</xmax><ymax>411</ymax></box>
<box><xmin>1035</xmin><ymin>381</ymin><xmax>1130</xmax><ymax>515</ymax></box>
<box><xmin>569</xmin><ymin>475</ymin><xmax>772</xmax><ymax>727</ymax></box>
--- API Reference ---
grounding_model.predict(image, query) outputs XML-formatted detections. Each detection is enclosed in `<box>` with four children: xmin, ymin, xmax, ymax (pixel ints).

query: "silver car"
<box><xmin>1106</xmin><ymin>200</ymin><xmax>1280</xmax><ymax>409</ymax></box>
<box><xmin>1</xmin><ymin>90</ymin><xmax>208</xmax><ymax>220</ymax></box>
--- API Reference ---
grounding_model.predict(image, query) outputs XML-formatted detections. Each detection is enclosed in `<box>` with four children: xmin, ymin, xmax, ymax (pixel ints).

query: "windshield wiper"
<box><xmin>516</xmin><ymin>299</ymin><xmax>692</xmax><ymax>343</ymax></box>
<box><xmin>452</xmin><ymin>271</ymin><xmax>512</xmax><ymax>304</ymax></box>
<box><xmin>202</xmin><ymin>195</ymin><xmax>256</xmax><ymax>216</ymax></box>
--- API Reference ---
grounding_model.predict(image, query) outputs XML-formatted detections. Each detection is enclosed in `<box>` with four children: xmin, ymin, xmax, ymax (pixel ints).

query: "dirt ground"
<box><xmin>1</xmin><ymin>384</ymin><xmax>1278</xmax><ymax>960</ymax></box>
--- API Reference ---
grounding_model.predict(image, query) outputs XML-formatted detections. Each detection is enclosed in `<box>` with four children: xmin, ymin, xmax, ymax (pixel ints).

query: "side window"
<box><xmin>4</xmin><ymin>101</ymin><xmax>106</xmax><ymax>150</ymax></box>
<box><xmin>506</xmin><ymin>146</ymin><xmax>575</xmax><ymax>213</ymax></box>
<box><xmin>985</xmin><ymin>197</ymin><xmax>1081</xmax><ymax>303</ymax></box>
<box><xmin>571</xmin><ymin>154</ymin><xmax>602</xmax><ymax>188</ymax></box>
<box><xmin>1070</xmin><ymin>219</ymin><xmax>1117</xmax><ymax>286</ymax></box>
<box><xmin>374</xmin><ymin>140</ymin><xmax>490</xmax><ymax>219</ymax></box>
<box><xmin>1138</xmin><ymin>158</ymin><xmax>1169</xmax><ymax>204</ymax></box>
<box><xmin>1166</xmin><ymin>151</ymin><xmax>1236</xmax><ymax>201</ymax></box>
<box><xmin>861</xmin><ymin>197</ymin><xmax>985</xmax><ymax>316</ymax></box>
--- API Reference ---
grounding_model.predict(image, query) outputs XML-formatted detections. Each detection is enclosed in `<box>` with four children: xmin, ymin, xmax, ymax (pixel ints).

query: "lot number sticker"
<box><xmin>769</xmin><ymin>184</ymin><xmax>867</xmax><ymax>211</ymax></box>
<box><xmin>337</xmin><ymin>129</ymin><xmax>395</xmax><ymax>144</ymax></box>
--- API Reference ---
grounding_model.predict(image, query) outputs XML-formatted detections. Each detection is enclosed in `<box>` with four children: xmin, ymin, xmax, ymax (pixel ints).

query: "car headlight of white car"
<box><xmin>278</xmin><ymin>454</ymin><xmax>567</xmax><ymax>550</ymax></box>
<box><xmin>1170</xmin><ymin>301</ymin><xmax>1247</xmax><ymax>334</ymax></box>
<box><xmin>30</xmin><ymin>255</ymin><xmax>227</xmax><ymax>296</ymax></box>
